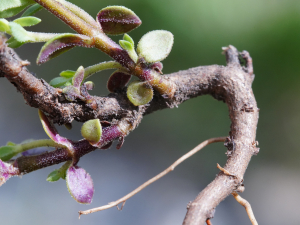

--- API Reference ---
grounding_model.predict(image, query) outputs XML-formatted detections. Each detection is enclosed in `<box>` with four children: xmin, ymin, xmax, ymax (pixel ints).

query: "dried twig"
<box><xmin>232</xmin><ymin>192</ymin><xmax>258</xmax><ymax>225</ymax></box>
<box><xmin>79</xmin><ymin>136</ymin><xmax>226</xmax><ymax>217</ymax></box>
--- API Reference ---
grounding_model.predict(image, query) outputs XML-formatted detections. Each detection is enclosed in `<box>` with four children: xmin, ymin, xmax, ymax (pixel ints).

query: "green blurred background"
<box><xmin>1</xmin><ymin>0</ymin><xmax>300</xmax><ymax>224</ymax></box>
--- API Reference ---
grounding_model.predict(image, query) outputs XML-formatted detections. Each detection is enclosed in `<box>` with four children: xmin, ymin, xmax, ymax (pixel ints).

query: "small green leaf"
<box><xmin>13</xmin><ymin>16</ymin><xmax>41</xmax><ymax>27</ymax></box>
<box><xmin>46</xmin><ymin>170</ymin><xmax>61</xmax><ymax>182</ymax></box>
<box><xmin>6</xmin><ymin>37</ymin><xmax>24</xmax><ymax>48</ymax></box>
<box><xmin>21</xmin><ymin>3</ymin><xmax>43</xmax><ymax>17</ymax></box>
<box><xmin>6</xmin><ymin>142</ymin><xmax>16</xmax><ymax>146</ymax></box>
<box><xmin>0</xmin><ymin>146</ymin><xmax>17</xmax><ymax>161</ymax></box>
<box><xmin>60</xmin><ymin>70</ymin><xmax>76</xmax><ymax>78</ymax></box>
<box><xmin>119</xmin><ymin>40</ymin><xmax>133</xmax><ymax>51</ymax></box>
<box><xmin>9</xmin><ymin>22</ymin><xmax>32</xmax><ymax>43</ymax></box>
<box><xmin>47</xmin><ymin>161</ymin><xmax>71</xmax><ymax>182</ymax></box>
<box><xmin>96</xmin><ymin>6</ymin><xmax>142</xmax><ymax>35</ymax></box>
<box><xmin>137</xmin><ymin>30</ymin><xmax>174</xmax><ymax>63</ymax></box>
<box><xmin>123</xmin><ymin>33</ymin><xmax>134</xmax><ymax>46</ymax></box>
<box><xmin>0</xmin><ymin>19</ymin><xmax>11</xmax><ymax>34</ymax></box>
<box><xmin>81</xmin><ymin>119</ymin><xmax>102</xmax><ymax>145</ymax></box>
<box><xmin>0</xmin><ymin>0</ymin><xmax>34</xmax><ymax>18</ymax></box>
<box><xmin>127</xmin><ymin>81</ymin><xmax>153</xmax><ymax>106</ymax></box>
<box><xmin>49</xmin><ymin>77</ymin><xmax>72</xmax><ymax>88</ymax></box>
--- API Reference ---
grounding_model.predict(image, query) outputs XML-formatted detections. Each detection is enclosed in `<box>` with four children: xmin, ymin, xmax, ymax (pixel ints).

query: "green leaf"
<box><xmin>47</xmin><ymin>161</ymin><xmax>71</xmax><ymax>182</ymax></box>
<box><xmin>81</xmin><ymin>119</ymin><xmax>102</xmax><ymax>145</ymax></box>
<box><xmin>21</xmin><ymin>3</ymin><xmax>43</xmax><ymax>17</ymax></box>
<box><xmin>6</xmin><ymin>142</ymin><xmax>16</xmax><ymax>146</ymax></box>
<box><xmin>127</xmin><ymin>81</ymin><xmax>153</xmax><ymax>106</ymax></box>
<box><xmin>119</xmin><ymin>40</ymin><xmax>133</xmax><ymax>51</ymax></box>
<box><xmin>13</xmin><ymin>16</ymin><xmax>41</xmax><ymax>27</ymax></box>
<box><xmin>123</xmin><ymin>33</ymin><xmax>134</xmax><ymax>46</ymax></box>
<box><xmin>6</xmin><ymin>37</ymin><xmax>24</xmax><ymax>48</ymax></box>
<box><xmin>9</xmin><ymin>22</ymin><xmax>32</xmax><ymax>43</ymax></box>
<box><xmin>0</xmin><ymin>19</ymin><xmax>11</xmax><ymax>34</ymax></box>
<box><xmin>0</xmin><ymin>0</ymin><xmax>35</xmax><ymax>18</ymax></box>
<box><xmin>60</xmin><ymin>70</ymin><xmax>76</xmax><ymax>78</ymax></box>
<box><xmin>46</xmin><ymin>170</ymin><xmax>62</xmax><ymax>182</ymax></box>
<box><xmin>0</xmin><ymin>146</ymin><xmax>17</xmax><ymax>161</ymax></box>
<box><xmin>49</xmin><ymin>77</ymin><xmax>72</xmax><ymax>88</ymax></box>
<box><xmin>137</xmin><ymin>30</ymin><xmax>174</xmax><ymax>63</ymax></box>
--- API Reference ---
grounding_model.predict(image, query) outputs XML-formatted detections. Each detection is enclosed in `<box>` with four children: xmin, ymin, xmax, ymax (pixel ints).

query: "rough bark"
<box><xmin>0</xmin><ymin>34</ymin><xmax>258</xmax><ymax>225</ymax></box>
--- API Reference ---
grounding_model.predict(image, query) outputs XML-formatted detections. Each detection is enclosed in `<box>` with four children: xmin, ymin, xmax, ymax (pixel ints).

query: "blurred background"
<box><xmin>1</xmin><ymin>0</ymin><xmax>300</xmax><ymax>224</ymax></box>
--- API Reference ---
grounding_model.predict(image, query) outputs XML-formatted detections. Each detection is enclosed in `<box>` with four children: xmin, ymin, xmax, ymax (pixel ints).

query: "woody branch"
<box><xmin>0</xmin><ymin>34</ymin><xmax>258</xmax><ymax>225</ymax></box>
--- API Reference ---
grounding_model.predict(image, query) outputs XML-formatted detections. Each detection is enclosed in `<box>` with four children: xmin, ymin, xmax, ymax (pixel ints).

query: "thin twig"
<box><xmin>217</xmin><ymin>163</ymin><xmax>235</xmax><ymax>176</ymax></box>
<box><xmin>79</xmin><ymin>136</ymin><xmax>226</xmax><ymax>217</ymax></box>
<box><xmin>232</xmin><ymin>192</ymin><xmax>258</xmax><ymax>225</ymax></box>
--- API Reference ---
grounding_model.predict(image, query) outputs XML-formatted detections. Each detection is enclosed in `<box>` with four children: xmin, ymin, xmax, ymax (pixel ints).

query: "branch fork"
<box><xmin>0</xmin><ymin>30</ymin><xmax>258</xmax><ymax>224</ymax></box>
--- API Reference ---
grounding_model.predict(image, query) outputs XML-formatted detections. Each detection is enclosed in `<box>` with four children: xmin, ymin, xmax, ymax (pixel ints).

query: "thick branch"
<box><xmin>0</xmin><ymin>34</ymin><xmax>258</xmax><ymax>225</ymax></box>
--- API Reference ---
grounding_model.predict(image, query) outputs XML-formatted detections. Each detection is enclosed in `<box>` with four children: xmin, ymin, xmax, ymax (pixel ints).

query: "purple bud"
<box><xmin>151</xmin><ymin>62</ymin><xmax>163</xmax><ymax>74</ymax></box>
<box><xmin>0</xmin><ymin>159</ymin><xmax>19</xmax><ymax>186</ymax></box>
<box><xmin>72</xmin><ymin>66</ymin><xmax>85</xmax><ymax>89</ymax></box>
<box><xmin>107</xmin><ymin>70</ymin><xmax>131</xmax><ymax>93</ymax></box>
<box><xmin>37</xmin><ymin>34</ymin><xmax>95</xmax><ymax>64</ymax></box>
<box><xmin>97</xmin><ymin>6</ymin><xmax>141</xmax><ymax>35</ymax></box>
<box><xmin>66</xmin><ymin>166</ymin><xmax>94</xmax><ymax>204</ymax></box>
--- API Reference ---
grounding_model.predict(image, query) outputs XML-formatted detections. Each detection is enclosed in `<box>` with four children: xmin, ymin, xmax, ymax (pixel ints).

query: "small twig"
<box><xmin>116</xmin><ymin>201</ymin><xmax>126</xmax><ymax>211</ymax></box>
<box><xmin>232</xmin><ymin>192</ymin><xmax>258</xmax><ymax>225</ymax></box>
<box><xmin>216</xmin><ymin>163</ymin><xmax>236</xmax><ymax>177</ymax></box>
<box><xmin>78</xmin><ymin>136</ymin><xmax>226</xmax><ymax>217</ymax></box>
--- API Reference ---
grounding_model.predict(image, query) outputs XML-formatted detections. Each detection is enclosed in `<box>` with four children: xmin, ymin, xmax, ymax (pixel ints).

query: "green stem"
<box><xmin>56</xmin><ymin>0</ymin><xmax>100</xmax><ymax>30</ymax></box>
<box><xmin>28</xmin><ymin>32</ymin><xmax>58</xmax><ymax>42</ymax></box>
<box><xmin>34</xmin><ymin>0</ymin><xmax>96</xmax><ymax>36</ymax></box>
<box><xmin>17</xmin><ymin>139</ymin><xmax>65</xmax><ymax>154</ymax></box>
<box><xmin>84</xmin><ymin>61</ymin><xmax>124</xmax><ymax>80</ymax></box>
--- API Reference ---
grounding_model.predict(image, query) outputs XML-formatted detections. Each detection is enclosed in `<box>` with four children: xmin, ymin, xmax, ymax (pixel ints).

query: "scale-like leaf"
<box><xmin>72</xmin><ymin>66</ymin><xmax>85</xmax><ymax>88</ymax></box>
<box><xmin>97</xmin><ymin>6</ymin><xmax>141</xmax><ymax>35</ymax></box>
<box><xmin>137</xmin><ymin>30</ymin><xmax>174</xmax><ymax>63</ymax></box>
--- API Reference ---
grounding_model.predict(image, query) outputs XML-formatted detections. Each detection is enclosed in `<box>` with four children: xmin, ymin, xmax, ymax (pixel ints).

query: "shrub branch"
<box><xmin>0</xmin><ymin>34</ymin><xmax>259</xmax><ymax>225</ymax></box>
